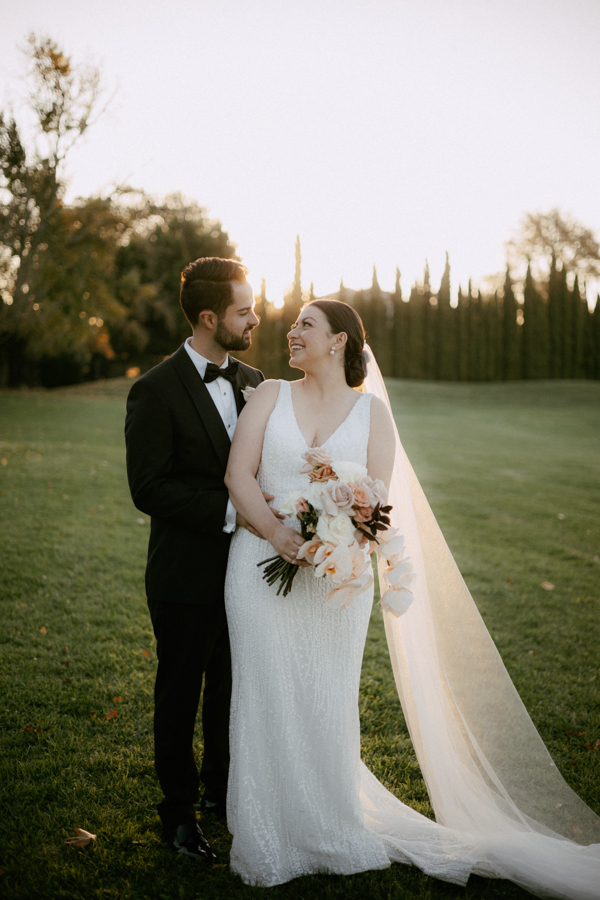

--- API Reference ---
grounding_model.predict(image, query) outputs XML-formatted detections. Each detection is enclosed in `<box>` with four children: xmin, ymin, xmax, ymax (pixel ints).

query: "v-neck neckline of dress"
<box><xmin>287</xmin><ymin>381</ymin><xmax>365</xmax><ymax>449</ymax></box>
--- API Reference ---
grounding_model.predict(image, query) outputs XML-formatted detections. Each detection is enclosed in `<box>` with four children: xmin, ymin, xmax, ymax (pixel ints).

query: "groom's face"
<box><xmin>215</xmin><ymin>282</ymin><xmax>259</xmax><ymax>352</ymax></box>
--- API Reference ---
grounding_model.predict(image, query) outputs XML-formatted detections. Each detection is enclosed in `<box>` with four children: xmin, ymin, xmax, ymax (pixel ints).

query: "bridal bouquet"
<box><xmin>257</xmin><ymin>448</ymin><xmax>415</xmax><ymax>616</ymax></box>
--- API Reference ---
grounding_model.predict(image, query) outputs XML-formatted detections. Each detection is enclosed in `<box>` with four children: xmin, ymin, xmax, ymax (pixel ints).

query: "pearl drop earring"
<box><xmin>330</xmin><ymin>348</ymin><xmax>335</xmax><ymax>355</ymax></box>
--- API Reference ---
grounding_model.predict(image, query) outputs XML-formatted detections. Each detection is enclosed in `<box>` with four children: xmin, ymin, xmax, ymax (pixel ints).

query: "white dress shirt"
<box><xmin>184</xmin><ymin>338</ymin><xmax>238</xmax><ymax>533</ymax></box>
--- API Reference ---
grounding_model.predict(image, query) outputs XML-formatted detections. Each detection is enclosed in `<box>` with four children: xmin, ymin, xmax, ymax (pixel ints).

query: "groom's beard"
<box><xmin>215</xmin><ymin>320</ymin><xmax>255</xmax><ymax>352</ymax></box>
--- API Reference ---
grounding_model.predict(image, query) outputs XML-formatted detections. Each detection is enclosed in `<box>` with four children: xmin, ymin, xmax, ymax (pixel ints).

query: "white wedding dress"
<box><xmin>224</xmin><ymin>377</ymin><xmax>600</xmax><ymax>896</ymax></box>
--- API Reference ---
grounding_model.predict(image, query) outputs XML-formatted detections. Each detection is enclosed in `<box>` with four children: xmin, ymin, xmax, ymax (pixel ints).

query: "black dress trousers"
<box><xmin>148</xmin><ymin>590</ymin><xmax>232</xmax><ymax>833</ymax></box>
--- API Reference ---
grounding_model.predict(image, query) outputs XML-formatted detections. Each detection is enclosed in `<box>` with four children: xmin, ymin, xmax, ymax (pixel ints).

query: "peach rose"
<box><xmin>309</xmin><ymin>465</ymin><xmax>337</xmax><ymax>483</ymax></box>
<box><xmin>300</xmin><ymin>447</ymin><xmax>333</xmax><ymax>474</ymax></box>
<box><xmin>353</xmin><ymin>505</ymin><xmax>374</xmax><ymax>523</ymax></box>
<box><xmin>321</xmin><ymin>480</ymin><xmax>355</xmax><ymax>516</ymax></box>
<box><xmin>295</xmin><ymin>498</ymin><xmax>310</xmax><ymax>515</ymax></box>
<box><xmin>352</xmin><ymin>484</ymin><xmax>374</xmax><ymax>507</ymax></box>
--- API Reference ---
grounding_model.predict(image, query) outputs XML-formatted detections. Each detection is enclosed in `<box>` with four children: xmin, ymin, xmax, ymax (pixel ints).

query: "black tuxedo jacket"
<box><xmin>125</xmin><ymin>344</ymin><xmax>264</xmax><ymax>605</ymax></box>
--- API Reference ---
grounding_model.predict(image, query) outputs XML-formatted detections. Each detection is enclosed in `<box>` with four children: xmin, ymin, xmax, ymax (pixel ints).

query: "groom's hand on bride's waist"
<box><xmin>236</xmin><ymin>493</ymin><xmax>285</xmax><ymax>539</ymax></box>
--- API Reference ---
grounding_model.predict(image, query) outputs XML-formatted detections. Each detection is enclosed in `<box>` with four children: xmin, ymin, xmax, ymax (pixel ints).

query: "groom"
<box><xmin>125</xmin><ymin>257</ymin><xmax>271</xmax><ymax>862</ymax></box>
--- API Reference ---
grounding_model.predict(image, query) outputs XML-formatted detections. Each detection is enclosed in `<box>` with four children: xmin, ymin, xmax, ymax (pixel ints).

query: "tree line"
<box><xmin>242</xmin><ymin>251</ymin><xmax>600</xmax><ymax>382</ymax></box>
<box><xmin>1</xmin><ymin>36</ymin><xmax>599</xmax><ymax>386</ymax></box>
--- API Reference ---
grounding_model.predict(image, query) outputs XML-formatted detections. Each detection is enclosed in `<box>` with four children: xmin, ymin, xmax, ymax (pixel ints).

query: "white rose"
<box><xmin>304</xmin><ymin>481</ymin><xmax>325</xmax><ymax>512</ymax></box>
<box><xmin>316</xmin><ymin>513</ymin><xmax>356</xmax><ymax>546</ymax></box>
<box><xmin>278</xmin><ymin>490</ymin><xmax>304</xmax><ymax>517</ymax></box>
<box><xmin>332</xmin><ymin>460</ymin><xmax>368</xmax><ymax>485</ymax></box>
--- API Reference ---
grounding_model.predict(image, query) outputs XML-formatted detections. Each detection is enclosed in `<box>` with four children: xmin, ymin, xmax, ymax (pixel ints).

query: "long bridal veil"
<box><xmin>362</xmin><ymin>346</ymin><xmax>600</xmax><ymax>899</ymax></box>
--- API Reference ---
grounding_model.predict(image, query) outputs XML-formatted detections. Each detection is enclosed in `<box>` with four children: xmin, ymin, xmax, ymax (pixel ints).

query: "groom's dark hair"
<box><xmin>180</xmin><ymin>257</ymin><xmax>249</xmax><ymax>326</ymax></box>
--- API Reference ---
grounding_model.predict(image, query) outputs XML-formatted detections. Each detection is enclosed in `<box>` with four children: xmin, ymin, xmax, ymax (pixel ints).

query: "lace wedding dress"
<box><xmin>224</xmin><ymin>377</ymin><xmax>600</xmax><ymax>896</ymax></box>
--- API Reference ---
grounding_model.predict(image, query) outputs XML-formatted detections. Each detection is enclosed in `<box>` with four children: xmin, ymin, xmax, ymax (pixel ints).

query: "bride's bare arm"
<box><xmin>367</xmin><ymin>396</ymin><xmax>396</xmax><ymax>492</ymax></box>
<box><xmin>225</xmin><ymin>381</ymin><xmax>307</xmax><ymax>563</ymax></box>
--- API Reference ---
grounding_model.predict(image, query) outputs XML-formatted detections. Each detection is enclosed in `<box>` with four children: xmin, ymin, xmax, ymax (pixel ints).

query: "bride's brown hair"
<box><xmin>304</xmin><ymin>299</ymin><xmax>367</xmax><ymax>388</ymax></box>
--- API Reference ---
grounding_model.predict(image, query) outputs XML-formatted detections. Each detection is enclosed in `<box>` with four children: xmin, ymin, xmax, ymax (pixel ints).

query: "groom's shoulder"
<box><xmin>237</xmin><ymin>360</ymin><xmax>265</xmax><ymax>385</ymax></box>
<box><xmin>127</xmin><ymin>346</ymin><xmax>185</xmax><ymax>399</ymax></box>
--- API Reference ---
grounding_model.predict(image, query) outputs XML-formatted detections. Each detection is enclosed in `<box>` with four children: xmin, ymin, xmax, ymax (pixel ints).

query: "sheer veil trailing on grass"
<box><xmin>361</xmin><ymin>346</ymin><xmax>600</xmax><ymax>899</ymax></box>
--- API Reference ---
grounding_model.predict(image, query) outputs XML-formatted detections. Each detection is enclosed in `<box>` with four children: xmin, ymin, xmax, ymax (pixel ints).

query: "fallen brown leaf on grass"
<box><xmin>566</xmin><ymin>730</ymin><xmax>585</xmax><ymax>737</ymax></box>
<box><xmin>541</xmin><ymin>582</ymin><xmax>555</xmax><ymax>591</ymax></box>
<box><xmin>40</xmin><ymin>626</ymin><xmax>47</xmax><ymax>634</ymax></box>
<box><xmin>23</xmin><ymin>726</ymin><xmax>41</xmax><ymax>734</ymax></box>
<box><xmin>104</xmin><ymin>710</ymin><xmax>118</xmax><ymax>720</ymax></box>
<box><xmin>142</xmin><ymin>650</ymin><xmax>149</xmax><ymax>658</ymax></box>
<box><xmin>113</xmin><ymin>696</ymin><xmax>122</xmax><ymax>703</ymax></box>
<box><xmin>65</xmin><ymin>828</ymin><xmax>97</xmax><ymax>848</ymax></box>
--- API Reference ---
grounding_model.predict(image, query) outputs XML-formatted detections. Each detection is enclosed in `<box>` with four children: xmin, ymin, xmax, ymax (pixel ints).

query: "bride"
<box><xmin>223</xmin><ymin>299</ymin><xmax>600</xmax><ymax>897</ymax></box>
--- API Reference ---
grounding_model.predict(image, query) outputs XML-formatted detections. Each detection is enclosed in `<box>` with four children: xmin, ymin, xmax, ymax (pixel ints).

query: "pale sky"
<box><xmin>1</xmin><ymin>0</ymin><xmax>599</xmax><ymax>303</ymax></box>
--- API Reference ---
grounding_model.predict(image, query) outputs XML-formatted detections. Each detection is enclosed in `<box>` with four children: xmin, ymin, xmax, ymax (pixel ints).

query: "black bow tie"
<box><xmin>203</xmin><ymin>359</ymin><xmax>240</xmax><ymax>385</ymax></box>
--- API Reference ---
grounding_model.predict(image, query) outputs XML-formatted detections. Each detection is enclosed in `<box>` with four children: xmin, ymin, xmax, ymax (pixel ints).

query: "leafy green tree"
<box><xmin>508</xmin><ymin>208</ymin><xmax>600</xmax><ymax>284</ymax></box>
<box><xmin>0</xmin><ymin>34</ymin><xmax>104</xmax><ymax>384</ymax></box>
<box><xmin>113</xmin><ymin>193</ymin><xmax>238</xmax><ymax>360</ymax></box>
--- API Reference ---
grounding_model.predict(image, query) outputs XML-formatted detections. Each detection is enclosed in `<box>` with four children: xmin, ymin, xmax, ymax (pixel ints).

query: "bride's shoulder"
<box><xmin>368</xmin><ymin>394</ymin><xmax>395</xmax><ymax>436</ymax></box>
<box><xmin>243</xmin><ymin>378</ymin><xmax>281</xmax><ymax>411</ymax></box>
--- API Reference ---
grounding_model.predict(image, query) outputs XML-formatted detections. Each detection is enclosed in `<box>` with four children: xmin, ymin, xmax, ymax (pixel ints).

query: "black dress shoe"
<box><xmin>172</xmin><ymin>821</ymin><xmax>215</xmax><ymax>863</ymax></box>
<box><xmin>200</xmin><ymin>798</ymin><xmax>226</xmax><ymax>820</ymax></box>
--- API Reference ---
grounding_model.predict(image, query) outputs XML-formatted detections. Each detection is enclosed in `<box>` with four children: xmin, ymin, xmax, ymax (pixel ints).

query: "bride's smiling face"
<box><xmin>287</xmin><ymin>306</ymin><xmax>346</xmax><ymax>370</ymax></box>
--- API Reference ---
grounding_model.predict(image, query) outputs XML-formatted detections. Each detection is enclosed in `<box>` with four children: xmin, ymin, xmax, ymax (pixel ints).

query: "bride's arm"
<box><xmin>367</xmin><ymin>396</ymin><xmax>396</xmax><ymax>493</ymax></box>
<box><xmin>225</xmin><ymin>381</ymin><xmax>307</xmax><ymax>564</ymax></box>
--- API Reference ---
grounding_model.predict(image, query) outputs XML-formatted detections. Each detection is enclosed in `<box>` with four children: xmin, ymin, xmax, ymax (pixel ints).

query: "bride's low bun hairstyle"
<box><xmin>306</xmin><ymin>299</ymin><xmax>367</xmax><ymax>388</ymax></box>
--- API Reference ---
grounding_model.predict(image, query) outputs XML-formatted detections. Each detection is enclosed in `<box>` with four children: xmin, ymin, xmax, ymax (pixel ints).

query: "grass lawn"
<box><xmin>0</xmin><ymin>377</ymin><xmax>599</xmax><ymax>900</ymax></box>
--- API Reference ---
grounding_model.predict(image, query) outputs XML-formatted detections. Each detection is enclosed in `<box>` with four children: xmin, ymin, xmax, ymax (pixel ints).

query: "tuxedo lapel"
<box><xmin>171</xmin><ymin>345</ymin><xmax>231</xmax><ymax>468</ymax></box>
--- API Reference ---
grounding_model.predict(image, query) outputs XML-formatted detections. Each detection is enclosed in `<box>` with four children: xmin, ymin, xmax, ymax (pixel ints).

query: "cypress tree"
<box><xmin>581</xmin><ymin>286</ymin><xmax>595</xmax><ymax>379</ymax></box>
<box><xmin>547</xmin><ymin>253</ymin><xmax>562</xmax><ymax>377</ymax></box>
<box><xmin>422</xmin><ymin>262</ymin><xmax>436</xmax><ymax>379</ymax></box>
<box><xmin>502</xmin><ymin>267</ymin><xmax>520</xmax><ymax>380</ymax></box>
<box><xmin>338</xmin><ymin>279</ymin><xmax>347</xmax><ymax>306</ymax></box>
<box><xmin>293</xmin><ymin>235</ymin><xmax>302</xmax><ymax>308</ymax></box>
<box><xmin>279</xmin><ymin>237</ymin><xmax>304</xmax><ymax>378</ymax></box>
<box><xmin>456</xmin><ymin>286</ymin><xmax>468</xmax><ymax>381</ymax></box>
<box><xmin>465</xmin><ymin>280</ymin><xmax>480</xmax><ymax>380</ymax></box>
<box><xmin>369</xmin><ymin>266</ymin><xmax>391</xmax><ymax>375</ymax></box>
<box><xmin>309</xmin><ymin>282</ymin><xmax>316</xmax><ymax>303</ymax></box>
<box><xmin>476</xmin><ymin>290</ymin><xmax>488</xmax><ymax>379</ymax></box>
<box><xmin>391</xmin><ymin>268</ymin><xmax>408</xmax><ymax>378</ymax></box>
<box><xmin>570</xmin><ymin>275</ymin><xmax>586</xmax><ymax>378</ymax></box>
<box><xmin>436</xmin><ymin>253</ymin><xmax>454</xmax><ymax>379</ymax></box>
<box><xmin>484</xmin><ymin>293</ymin><xmax>498</xmax><ymax>381</ymax></box>
<box><xmin>353</xmin><ymin>290</ymin><xmax>370</xmax><ymax>347</ymax></box>
<box><xmin>408</xmin><ymin>283</ymin><xmax>424</xmax><ymax>378</ymax></box>
<box><xmin>522</xmin><ymin>263</ymin><xmax>548</xmax><ymax>378</ymax></box>
<box><xmin>561</xmin><ymin>269</ymin><xmax>574</xmax><ymax>378</ymax></box>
